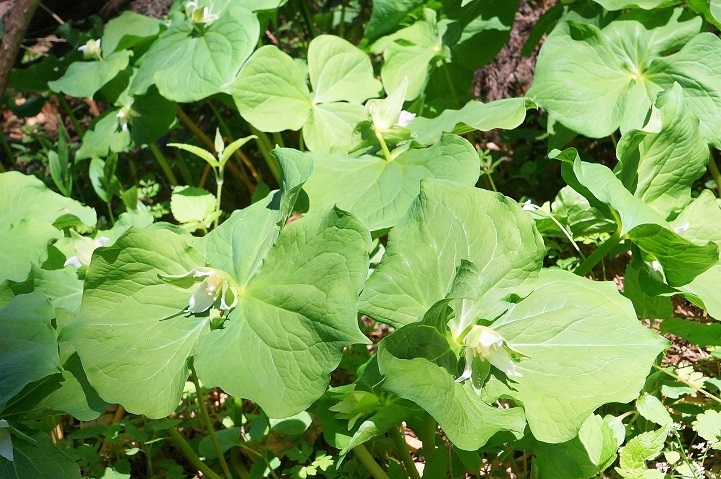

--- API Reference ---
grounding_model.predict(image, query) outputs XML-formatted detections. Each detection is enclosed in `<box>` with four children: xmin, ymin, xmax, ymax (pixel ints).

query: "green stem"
<box><xmin>375</xmin><ymin>130</ymin><xmax>393</xmax><ymax>162</ymax></box>
<box><xmin>443</xmin><ymin>63</ymin><xmax>460</xmax><ymax>109</ymax></box>
<box><xmin>297</xmin><ymin>0</ymin><xmax>316</xmax><ymax>39</ymax></box>
<box><xmin>0</xmin><ymin>129</ymin><xmax>12</xmax><ymax>170</ymax></box>
<box><xmin>215</xmin><ymin>167</ymin><xmax>223</xmax><ymax>229</ymax></box>
<box><xmin>230</xmin><ymin>448</ymin><xmax>250</xmax><ymax>479</ymax></box>
<box><xmin>652</xmin><ymin>364</ymin><xmax>721</xmax><ymax>405</ymax></box>
<box><xmin>574</xmin><ymin>229</ymin><xmax>621</xmax><ymax>277</ymax></box>
<box><xmin>271</xmin><ymin>131</ymin><xmax>285</xmax><ymax>148</ymax></box>
<box><xmin>149</xmin><ymin>143</ymin><xmax>179</xmax><ymax>186</ymax></box>
<box><xmin>484</xmin><ymin>169</ymin><xmax>497</xmax><ymax>192</ymax></box>
<box><xmin>419</xmin><ymin>413</ymin><xmax>437</xmax><ymax>455</ymax></box>
<box><xmin>249</xmin><ymin>126</ymin><xmax>280</xmax><ymax>183</ymax></box>
<box><xmin>57</xmin><ymin>95</ymin><xmax>84</xmax><ymax>138</ymax></box>
<box><xmin>353</xmin><ymin>445</ymin><xmax>391</xmax><ymax>479</ymax></box>
<box><xmin>167</xmin><ymin>428</ymin><xmax>223</xmax><ymax>479</ymax></box>
<box><xmin>708</xmin><ymin>153</ymin><xmax>721</xmax><ymax>195</ymax></box>
<box><xmin>388</xmin><ymin>426</ymin><xmax>421</xmax><ymax>479</ymax></box>
<box><xmin>190</xmin><ymin>362</ymin><xmax>233</xmax><ymax>479</ymax></box>
<box><xmin>106</xmin><ymin>202</ymin><xmax>115</xmax><ymax>224</ymax></box>
<box><xmin>176</xmin><ymin>156</ymin><xmax>194</xmax><ymax>185</ymax></box>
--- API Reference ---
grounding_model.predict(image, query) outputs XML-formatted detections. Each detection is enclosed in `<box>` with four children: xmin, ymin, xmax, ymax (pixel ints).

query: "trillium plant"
<box><xmin>2</xmin><ymin>0</ymin><xmax>721</xmax><ymax>478</ymax></box>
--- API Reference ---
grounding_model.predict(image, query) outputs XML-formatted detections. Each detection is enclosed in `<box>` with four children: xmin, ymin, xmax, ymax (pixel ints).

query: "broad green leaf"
<box><xmin>102</xmin><ymin>11</ymin><xmax>163</xmax><ymax>54</ymax></box>
<box><xmin>669</xmin><ymin>191</ymin><xmax>721</xmax><ymax>319</ymax></box>
<box><xmin>692</xmin><ymin>410</ymin><xmax>721</xmax><ymax>444</ymax></box>
<box><xmin>636</xmin><ymin>394</ymin><xmax>672</xmax><ymax>426</ymax></box>
<box><xmin>555</xmin><ymin>149</ymin><xmax>719</xmax><ymax>287</ymax></box>
<box><xmin>76</xmin><ymin>87</ymin><xmax>175</xmax><ymax>159</ymax></box>
<box><xmin>360</xmin><ymin>180</ymin><xmax>544</xmax><ymax>328</ymax></box>
<box><xmin>308</xmin><ymin>35</ymin><xmax>381</xmax><ymax>104</ymax></box>
<box><xmin>231</xmin><ymin>45</ymin><xmax>311</xmax><ymax>132</ymax></box>
<box><xmin>132</xmin><ymin>7</ymin><xmax>259</xmax><ymax>102</ymax></box>
<box><xmin>76</xmin><ymin>112</ymin><xmax>131</xmax><ymax>160</ymax></box>
<box><xmin>532</xmin><ymin>186</ymin><xmax>616</xmax><ymax>239</ymax></box>
<box><xmin>35</xmin><ymin>353</ymin><xmax>107</xmax><ymax>421</ymax></box>
<box><xmin>372</xmin><ymin>9</ymin><xmax>448</xmax><ymax>100</ymax></box>
<box><xmin>195</xmin><ymin>207</ymin><xmax>371</xmax><ymax>417</ymax></box>
<box><xmin>32</xmin><ymin>266</ymin><xmax>83</xmax><ymax>315</ymax></box>
<box><xmin>616</xmin><ymin>84</ymin><xmax>709</xmax><ymax>218</ymax></box>
<box><xmin>199</xmin><ymin>428</ymin><xmax>241</xmax><ymax>459</ymax></box>
<box><xmin>203</xmin><ymin>148</ymin><xmax>312</xmax><ymax>285</ymax></box>
<box><xmin>234</xmin><ymin>36</ymin><xmax>379</xmax><ymax>152</ymax></box>
<box><xmin>535</xmin><ymin>414</ymin><xmax>618</xmax><ymax>478</ymax></box>
<box><xmin>0</xmin><ymin>221</ymin><xmax>61</xmax><ymax>283</ymax></box>
<box><xmin>623</xmin><ymin>258</ymin><xmax>673</xmax><ymax>321</ymax></box>
<box><xmin>127</xmin><ymin>87</ymin><xmax>177</xmax><ymax>146</ymax></box>
<box><xmin>0</xmin><ymin>293</ymin><xmax>59</xmax><ymax>411</ymax></box>
<box><xmin>48</xmin><ymin>149</ymin><xmax>72</xmax><ymax>198</ymax></box>
<box><xmin>0</xmin><ymin>171</ymin><xmax>96</xmax><ymax>227</ymax></box>
<box><xmin>274</xmin><ymin>148</ymin><xmax>313</xmax><ymax>222</ymax></box>
<box><xmin>444</xmin><ymin>0</ymin><xmax>520</xmax><ymax>72</ymax></box>
<box><xmin>409</xmin><ymin>98</ymin><xmax>531</xmax><ymax>145</ymax></box>
<box><xmin>48</xmin><ymin>51</ymin><xmax>132</xmax><ymax>99</ymax></box>
<box><xmin>528</xmin><ymin>9</ymin><xmax>721</xmax><ymax>146</ymax></box>
<box><xmin>659</xmin><ymin>317</ymin><xmax>721</xmax><ymax>346</ymax></box>
<box><xmin>63</xmin><ymin>228</ymin><xmax>209</xmax><ymax>418</ymax></box>
<box><xmin>170</xmin><ymin>186</ymin><xmax>217</xmax><ymax>232</ymax></box>
<box><xmin>364</xmin><ymin>0</ymin><xmax>424</xmax><ymax>41</ymax></box>
<box><xmin>340</xmin><ymin>402</ymin><xmax>415</xmax><ymax>454</ymax></box>
<box><xmin>304</xmin><ymin>135</ymin><xmax>481</xmax><ymax>232</ymax></box>
<box><xmin>304</xmin><ymin>102</ymin><xmax>367</xmax><ymax>153</ymax></box>
<box><xmin>494</xmin><ymin>270</ymin><xmax>668</xmax><ymax>442</ymax></box>
<box><xmin>377</xmin><ymin>322</ymin><xmax>526</xmax><ymax>450</ymax></box>
<box><xmin>0</xmin><ymin>433</ymin><xmax>81</xmax><ymax>479</ymax></box>
<box><xmin>617</xmin><ymin>425</ymin><xmax>669</xmax><ymax>474</ymax></box>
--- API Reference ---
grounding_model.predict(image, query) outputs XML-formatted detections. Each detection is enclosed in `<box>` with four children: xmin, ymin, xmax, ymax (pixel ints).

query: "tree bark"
<box><xmin>0</xmin><ymin>0</ymin><xmax>42</xmax><ymax>99</ymax></box>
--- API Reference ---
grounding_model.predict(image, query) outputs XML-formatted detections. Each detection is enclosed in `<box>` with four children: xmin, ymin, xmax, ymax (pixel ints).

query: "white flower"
<box><xmin>185</xmin><ymin>1</ymin><xmax>220</xmax><ymax>25</ymax></box>
<box><xmin>78</xmin><ymin>39</ymin><xmax>102</xmax><ymax>60</ymax></box>
<box><xmin>456</xmin><ymin>325</ymin><xmax>522</xmax><ymax>383</ymax></box>
<box><xmin>522</xmin><ymin>200</ymin><xmax>537</xmax><ymax>212</ymax></box>
<box><xmin>116</xmin><ymin>106</ymin><xmax>135</xmax><ymax>132</ymax></box>
<box><xmin>64</xmin><ymin>235</ymin><xmax>109</xmax><ymax>268</ymax></box>
<box><xmin>160</xmin><ymin>267</ymin><xmax>238</xmax><ymax>314</ymax></box>
<box><xmin>366</xmin><ymin>77</ymin><xmax>414</xmax><ymax>133</ymax></box>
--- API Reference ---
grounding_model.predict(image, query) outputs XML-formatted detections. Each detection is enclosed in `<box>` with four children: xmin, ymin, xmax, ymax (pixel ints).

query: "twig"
<box><xmin>353</xmin><ymin>445</ymin><xmax>391</xmax><ymax>479</ymax></box>
<box><xmin>167</xmin><ymin>427</ymin><xmax>223</xmax><ymax>479</ymax></box>
<box><xmin>190</xmin><ymin>362</ymin><xmax>233</xmax><ymax>479</ymax></box>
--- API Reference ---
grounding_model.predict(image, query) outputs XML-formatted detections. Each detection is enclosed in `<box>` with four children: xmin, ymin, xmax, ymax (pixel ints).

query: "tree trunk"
<box><xmin>0</xmin><ymin>0</ymin><xmax>42</xmax><ymax>99</ymax></box>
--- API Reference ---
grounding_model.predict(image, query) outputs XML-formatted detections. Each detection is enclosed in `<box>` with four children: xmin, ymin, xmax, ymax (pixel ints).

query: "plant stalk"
<box><xmin>375</xmin><ymin>130</ymin><xmax>393</xmax><ymax>162</ymax></box>
<box><xmin>389</xmin><ymin>426</ymin><xmax>421</xmax><ymax>479</ymax></box>
<box><xmin>176</xmin><ymin>105</ymin><xmax>254</xmax><ymax>191</ymax></box>
<box><xmin>653</xmin><ymin>364</ymin><xmax>721</xmax><ymax>405</ymax></box>
<box><xmin>574</xmin><ymin>229</ymin><xmax>622</xmax><ymax>277</ymax></box>
<box><xmin>708</xmin><ymin>153</ymin><xmax>721</xmax><ymax>195</ymax></box>
<box><xmin>419</xmin><ymin>413</ymin><xmax>437</xmax><ymax>454</ymax></box>
<box><xmin>167</xmin><ymin>427</ymin><xmax>223</xmax><ymax>479</ymax></box>
<box><xmin>149</xmin><ymin>143</ymin><xmax>179</xmax><ymax>186</ymax></box>
<box><xmin>57</xmin><ymin>95</ymin><xmax>85</xmax><ymax>138</ymax></box>
<box><xmin>353</xmin><ymin>445</ymin><xmax>391</xmax><ymax>479</ymax></box>
<box><xmin>0</xmin><ymin>129</ymin><xmax>12</xmax><ymax>170</ymax></box>
<box><xmin>190</xmin><ymin>362</ymin><xmax>233</xmax><ymax>479</ymax></box>
<box><xmin>207</xmin><ymin>101</ymin><xmax>260</xmax><ymax>182</ymax></box>
<box><xmin>215</xmin><ymin>168</ymin><xmax>224</xmax><ymax>229</ymax></box>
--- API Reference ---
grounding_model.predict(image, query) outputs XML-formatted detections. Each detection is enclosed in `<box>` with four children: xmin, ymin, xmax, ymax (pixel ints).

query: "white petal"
<box><xmin>0</xmin><ymin>427</ymin><xmax>12</xmax><ymax>462</ymax></box>
<box><xmin>396</xmin><ymin>110</ymin><xmax>415</xmax><ymax>128</ymax></box>
<box><xmin>455</xmin><ymin>349</ymin><xmax>474</xmax><ymax>383</ymax></box>
<box><xmin>488</xmin><ymin>349</ymin><xmax>522</xmax><ymax>378</ymax></box>
<box><xmin>188</xmin><ymin>282</ymin><xmax>217</xmax><ymax>313</ymax></box>
<box><xmin>64</xmin><ymin>256</ymin><xmax>83</xmax><ymax>268</ymax></box>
